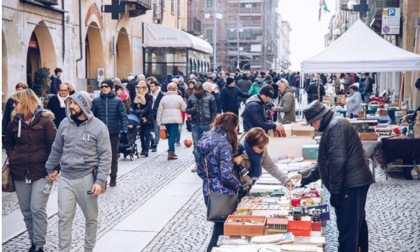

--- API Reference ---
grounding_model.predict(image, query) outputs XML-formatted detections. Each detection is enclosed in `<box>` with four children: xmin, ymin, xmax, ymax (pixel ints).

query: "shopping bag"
<box><xmin>2</xmin><ymin>158</ymin><xmax>15</xmax><ymax>192</ymax></box>
<box><xmin>159</xmin><ymin>126</ymin><xmax>168</xmax><ymax>139</ymax></box>
<box><xmin>207</xmin><ymin>192</ymin><xmax>238</xmax><ymax>222</ymax></box>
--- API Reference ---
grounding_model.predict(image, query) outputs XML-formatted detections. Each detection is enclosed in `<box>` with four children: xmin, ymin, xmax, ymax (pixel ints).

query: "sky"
<box><xmin>278</xmin><ymin>0</ymin><xmax>336</xmax><ymax>71</ymax></box>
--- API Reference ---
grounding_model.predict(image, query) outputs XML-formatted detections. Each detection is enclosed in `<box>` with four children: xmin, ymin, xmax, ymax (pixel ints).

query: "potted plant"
<box><xmin>32</xmin><ymin>67</ymin><xmax>50</xmax><ymax>106</ymax></box>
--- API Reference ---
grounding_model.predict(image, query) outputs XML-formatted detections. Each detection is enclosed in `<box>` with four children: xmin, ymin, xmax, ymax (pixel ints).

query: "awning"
<box><xmin>143</xmin><ymin>23</ymin><xmax>213</xmax><ymax>54</ymax></box>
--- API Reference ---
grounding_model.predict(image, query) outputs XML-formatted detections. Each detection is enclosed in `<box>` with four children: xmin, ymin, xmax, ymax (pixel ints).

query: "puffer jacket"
<box><xmin>186</xmin><ymin>93</ymin><xmax>217</xmax><ymax>126</ymax></box>
<box><xmin>242</xmin><ymin>95</ymin><xmax>276</xmax><ymax>132</ymax></box>
<box><xmin>4</xmin><ymin>108</ymin><xmax>57</xmax><ymax>181</ymax></box>
<box><xmin>196</xmin><ymin>128</ymin><xmax>241</xmax><ymax>196</ymax></box>
<box><xmin>156</xmin><ymin>91</ymin><xmax>187</xmax><ymax>125</ymax></box>
<box><xmin>248</xmin><ymin>78</ymin><xmax>266</xmax><ymax>95</ymax></box>
<box><xmin>301</xmin><ymin>111</ymin><xmax>374</xmax><ymax>196</ymax></box>
<box><xmin>273</xmin><ymin>87</ymin><xmax>296</xmax><ymax>124</ymax></box>
<box><xmin>91</xmin><ymin>91</ymin><xmax>128</xmax><ymax>135</ymax></box>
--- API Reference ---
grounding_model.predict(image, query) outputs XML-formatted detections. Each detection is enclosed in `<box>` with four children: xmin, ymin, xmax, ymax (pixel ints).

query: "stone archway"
<box><xmin>116</xmin><ymin>27</ymin><xmax>132</xmax><ymax>79</ymax></box>
<box><xmin>27</xmin><ymin>21</ymin><xmax>57</xmax><ymax>89</ymax></box>
<box><xmin>2</xmin><ymin>30</ymin><xmax>8</xmax><ymax>100</ymax></box>
<box><xmin>85</xmin><ymin>22</ymin><xmax>104</xmax><ymax>79</ymax></box>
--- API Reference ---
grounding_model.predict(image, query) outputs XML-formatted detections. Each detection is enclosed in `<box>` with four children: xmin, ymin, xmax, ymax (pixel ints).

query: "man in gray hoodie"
<box><xmin>46</xmin><ymin>91</ymin><xmax>111</xmax><ymax>252</ymax></box>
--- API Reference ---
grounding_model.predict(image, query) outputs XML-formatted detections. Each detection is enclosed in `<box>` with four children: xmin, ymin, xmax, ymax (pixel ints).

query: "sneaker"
<box><xmin>175</xmin><ymin>142</ymin><xmax>181</xmax><ymax>147</ymax></box>
<box><xmin>151</xmin><ymin>147</ymin><xmax>157</xmax><ymax>152</ymax></box>
<box><xmin>191</xmin><ymin>166</ymin><xmax>197</xmax><ymax>172</ymax></box>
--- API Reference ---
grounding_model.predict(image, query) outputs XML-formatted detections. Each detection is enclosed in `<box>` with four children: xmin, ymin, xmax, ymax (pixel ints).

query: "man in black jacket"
<box><xmin>295</xmin><ymin>100</ymin><xmax>374</xmax><ymax>252</ymax></box>
<box><xmin>220</xmin><ymin>77</ymin><xmax>250</xmax><ymax>116</ymax></box>
<box><xmin>91</xmin><ymin>79</ymin><xmax>128</xmax><ymax>187</ymax></box>
<box><xmin>50</xmin><ymin>67</ymin><xmax>62</xmax><ymax>95</ymax></box>
<box><xmin>242</xmin><ymin>85</ymin><xmax>284</xmax><ymax>133</ymax></box>
<box><xmin>149</xmin><ymin>80</ymin><xmax>164</xmax><ymax>152</ymax></box>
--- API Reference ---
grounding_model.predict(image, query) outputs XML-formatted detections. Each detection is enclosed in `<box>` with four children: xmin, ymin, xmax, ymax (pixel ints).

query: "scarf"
<box><xmin>58</xmin><ymin>94</ymin><xmax>68</xmax><ymax>108</ymax></box>
<box><xmin>244</xmin><ymin>140</ymin><xmax>263</xmax><ymax>178</ymax></box>
<box><xmin>134</xmin><ymin>93</ymin><xmax>146</xmax><ymax>105</ymax></box>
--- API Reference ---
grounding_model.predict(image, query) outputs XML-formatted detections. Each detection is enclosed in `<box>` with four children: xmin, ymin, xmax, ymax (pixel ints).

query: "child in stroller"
<box><xmin>119</xmin><ymin>114</ymin><xmax>140</xmax><ymax>160</ymax></box>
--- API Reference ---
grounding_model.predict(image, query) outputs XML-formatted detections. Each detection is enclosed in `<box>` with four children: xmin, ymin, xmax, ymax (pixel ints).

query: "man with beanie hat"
<box><xmin>242</xmin><ymin>85</ymin><xmax>284</xmax><ymax>133</ymax></box>
<box><xmin>291</xmin><ymin>100</ymin><xmax>374</xmax><ymax>252</ymax></box>
<box><xmin>45</xmin><ymin>91</ymin><xmax>111</xmax><ymax>252</ymax></box>
<box><xmin>220</xmin><ymin>76</ymin><xmax>250</xmax><ymax>118</ymax></box>
<box><xmin>91</xmin><ymin>79</ymin><xmax>128</xmax><ymax>187</ymax></box>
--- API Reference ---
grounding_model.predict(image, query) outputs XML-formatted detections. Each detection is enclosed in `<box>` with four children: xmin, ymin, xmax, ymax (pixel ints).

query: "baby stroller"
<box><xmin>119</xmin><ymin>114</ymin><xmax>140</xmax><ymax>160</ymax></box>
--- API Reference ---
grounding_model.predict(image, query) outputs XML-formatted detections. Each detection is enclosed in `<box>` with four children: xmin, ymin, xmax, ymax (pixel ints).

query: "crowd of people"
<box><xmin>4</xmin><ymin>67</ymin><xmax>411</xmax><ymax>252</ymax></box>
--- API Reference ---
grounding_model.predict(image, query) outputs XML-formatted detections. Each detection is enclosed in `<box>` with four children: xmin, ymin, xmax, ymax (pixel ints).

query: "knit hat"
<box><xmin>226</xmin><ymin>76</ymin><xmax>235</xmax><ymax>85</ymax></box>
<box><xmin>101</xmin><ymin>79</ymin><xmax>114</xmax><ymax>90</ymax></box>
<box><xmin>259</xmin><ymin>85</ymin><xmax>275</xmax><ymax>98</ymax></box>
<box><xmin>66</xmin><ymin>91</ymin><xmax>93</xmax><ymax>120</ymax></box>
<box><xmin>115</xmin><ymin>85</ymin><xmax>124</xmax><ymax>92</ymax></box>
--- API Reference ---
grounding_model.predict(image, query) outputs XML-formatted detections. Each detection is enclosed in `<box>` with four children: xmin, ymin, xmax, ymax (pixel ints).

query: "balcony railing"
<box><xmin>121</xmin><ymin>0</ymin><xmax>152</xmax><ymax>17</ymax></box>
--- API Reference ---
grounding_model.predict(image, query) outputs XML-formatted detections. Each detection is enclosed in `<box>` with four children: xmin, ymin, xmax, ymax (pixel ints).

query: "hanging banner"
<box><xmin>381</xmin><ymin>8</ymin><xmax>400</xmax><ymax>35</ymax></box>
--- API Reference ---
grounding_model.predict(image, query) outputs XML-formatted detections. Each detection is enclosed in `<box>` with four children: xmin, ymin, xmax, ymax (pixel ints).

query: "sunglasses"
<box><xmin>59</xmin><ymin>89</ymin><xmax>69</xmax><ymax>92</ymax></box>
<box><xmin>14</xmin><ymin>101</ymin><xmax>20</xmax><ymax>105</ymax></box>
<box><xmin>101</xmin><ymin>85</ymin><xmax>110</xmax><ymax>89</ymax></box>
<box><xmin>136</xmin><ymin>86</ymin><xmax>146</xmax><ymax>89</ymax></box>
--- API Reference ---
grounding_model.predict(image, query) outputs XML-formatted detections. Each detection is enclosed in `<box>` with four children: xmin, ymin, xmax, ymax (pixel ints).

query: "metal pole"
<box><xmin>409</xmin><ymin>21</ymin><xmax>419</xmax><ymax>109</ymax></box>
<box><xmin>213</xmin><ymin>0</ymin><xmax>217</xmax><ymax>71</ymax></box>
<box><xmin>237</xmin><ymin>27</ymin><xmax>240</xmax><ymax>69</ymax></box>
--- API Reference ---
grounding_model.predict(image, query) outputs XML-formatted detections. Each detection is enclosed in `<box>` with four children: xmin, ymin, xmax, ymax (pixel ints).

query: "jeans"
<box><xmin>14</xmin><ymin>178</ymin><xmax>53</xmax><ymax>248</ymax></box>
<box><xmin>58</xmin><ymin>174</ymin><xmax>98</xmax><ymax>252</ymax></box>
<box><xmin>140</xmin><ymin>126</ymin><xmax>151</xmax><ymax>153</ymax></box>
<box><xmin>109</xmin><ymin>135</ymin><xmax>119</xmax><ymax>179</ymax></box>
<box><xmin>175</xmin><ymin>123</ymin><xmax>183</xmax><ymax>144</ymax></box>
<box><xmin>165</xmin><ymin>123</ymin><xmax>179</xmax><ymax>152</ymax></box>
<box><xmin>151</xmin><ymin>120</ymin><xmax>159</xmax><ymax>147</ymax></box>
<box><xmin>192</xmin><ymin>124</ymin><xmax>210</xmax><ymax>162</ymax></box>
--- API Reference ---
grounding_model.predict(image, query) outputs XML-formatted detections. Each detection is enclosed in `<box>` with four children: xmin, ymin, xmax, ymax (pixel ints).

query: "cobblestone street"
<box><xmin>2</xmin><ymin>139</ymin><xmax>420</xmax><ymax>252</ymax></box>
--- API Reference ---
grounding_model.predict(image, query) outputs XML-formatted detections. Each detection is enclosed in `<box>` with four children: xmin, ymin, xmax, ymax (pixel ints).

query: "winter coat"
<box><xmin>273</xmin><ymin>87</ymin><xmax>296</xmax><ymax>124</ymax></box>
<box><xmin>306</xmin><ymin>81</ymin><xmax>325</xmax><ymax>103</ymax></box>
<box><xmin>2</xmin><ymin>97</ymin><xmax>15</xmax><ymax>135</ymax></box>
<box><xmin>156</xmin><ymin>91</ymin><xmax>187</xmax><ymax>125</ymax></box>
<box><xmin>130</xmin><ymin>93</ymin><xmax>154</xmax><ymax>128</ymax></box>
<box><xmin>4</xmin><ymin>109</ymin><xmax>57</xmax><ymax>181</ymax></box>
<box><xmin>301</xmin><ymin>111</ymin><xmax>374</xmax><ymax>196</ymax></box>
<box><xmin>238</xmin><ymin>136</ymin><xmax>290</xmax><ymax>185</ymax></box>
<box><xmin>220</xmin><ymin>85</ymin><xmax>250</xmax><ymax>112</ymax></box>
<box><xmin>151</xmin><ymin>90</ymin><xmax>164</xmax><ymax>120</ymax></box>
<box><xmin>248</xmin><ymin>78</ymin><xmax>266</xmax><ymax>95</ymax></box>
<box><xmin>363</xmin><ymin>76</ymin><xmax>373</xmax><ymax>94</ymax></box>
<box><xmin>50</xmin><ymin>75</ymin><xmax>62</xmax><ymax>95</ymax></box>
<box><xmin>237</xmin><ymin>78</ymin><xmax>252</xmax><ymax>95</ymax></box>
<box><xmin>346</xmin><ymin>91</ymin><xmax>362</xmax><ymax>117</ymax></box>
<box><xmin>91</xmin><ymin>92</ymin><xmax>128</xmax><ymax>135</ymax></box>
<box><xmin>196</xmin><ymin>128</ymin><xmax>241</xmax><ymax>197</ymax></box>
<box><xmin>186</xmin><ymin>93</ymin><xmax>217</xmax><ymax>126</ymax></box>
<box><xmin>47</xmin><ymin>95</ymin><xmax>67</xmax><ymax>128</ymax></box>
<box><xmin>242</xmin><ymin>94</ymin><xmax>276</xmax><ymax>132</ymax></box>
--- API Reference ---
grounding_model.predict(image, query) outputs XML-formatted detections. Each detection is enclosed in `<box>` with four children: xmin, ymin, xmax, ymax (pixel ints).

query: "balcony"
<box><xmin>34</xmin><ymin>0</ymin><xmax>58</xmax><ymax>5</ymax></box>
<box><xmin>121</xmin><ymin>0</ymin><xmax>152</xmax><ymax>17</ymax></box>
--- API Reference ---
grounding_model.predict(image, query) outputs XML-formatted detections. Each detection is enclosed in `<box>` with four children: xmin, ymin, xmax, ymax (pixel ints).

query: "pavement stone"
<box><xmin>3</xmin><ymin>134</ymin><xmax>420</xmax><ymax>252</ymax></box>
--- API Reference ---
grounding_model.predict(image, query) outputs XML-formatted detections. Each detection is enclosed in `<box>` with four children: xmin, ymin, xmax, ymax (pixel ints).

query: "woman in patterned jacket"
<box><xmin>196</xmin><ymin>112</ymin><xmax>241</xmax><ymax>252</ymax></box>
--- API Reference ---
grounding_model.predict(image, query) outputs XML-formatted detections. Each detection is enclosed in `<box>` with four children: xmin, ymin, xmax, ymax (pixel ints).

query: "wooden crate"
<box><xmin>224</xmin><ymin>215</ymin><xmax>266</xmax><ymax>237</ymax></box>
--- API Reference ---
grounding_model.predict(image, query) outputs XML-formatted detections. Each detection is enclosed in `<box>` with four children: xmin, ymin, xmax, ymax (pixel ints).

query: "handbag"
<box><xmin>2</xmin><ymin>158</ymin><xmax>15</xmax><ymax>192</ymax></box>
<box><xmin>204</xmin><ymin>152</ymin><xmax>238</xmax><ymax>222</ymax></box>
<box><xmin>159</xmin><ymin>126</ymin><xmax>168</xmax><ymax>139</ymax></box>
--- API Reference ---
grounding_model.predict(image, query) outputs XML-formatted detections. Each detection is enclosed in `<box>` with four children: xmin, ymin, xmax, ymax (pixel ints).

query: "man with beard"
<box><xmin>46</xmin><ymin>91</ymin><xmax>111</xmax><ymax>252</ymax></box>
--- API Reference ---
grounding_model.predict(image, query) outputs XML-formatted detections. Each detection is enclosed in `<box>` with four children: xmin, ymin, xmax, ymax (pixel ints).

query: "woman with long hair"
<box><xmin>196</xmin><ymin>112</ymin><xmax>241</xmax><ymax>252</ymax></box>
<box><xmin>4</xmin><ymin>89</ymin><xmax>58</xmax><ymax>252</ymax></box>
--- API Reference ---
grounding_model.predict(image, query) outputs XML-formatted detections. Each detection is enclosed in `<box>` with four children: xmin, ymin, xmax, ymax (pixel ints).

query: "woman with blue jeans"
<box><xmin>156</xmin><ymin>82</ymin><xmax>187</xmax><ymax>160</ymax></box>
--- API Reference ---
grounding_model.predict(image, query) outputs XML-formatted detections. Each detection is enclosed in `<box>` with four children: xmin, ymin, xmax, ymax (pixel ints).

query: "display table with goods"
<box><xmin>212</xmin><ymin>178</ymin><xmax>327</xmax><ymax>252</ymax></box>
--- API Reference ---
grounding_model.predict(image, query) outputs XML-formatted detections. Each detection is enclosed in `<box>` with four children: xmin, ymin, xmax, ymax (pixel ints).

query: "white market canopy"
<box><xmin>143</xmin><ymin>23</ymin><xmax>213</xmax><ymax>54</ymax></box>
<box><xmin>301</xmin><ymin>19</ymin><xmax>420</xmax><ymax>73</ymax></box>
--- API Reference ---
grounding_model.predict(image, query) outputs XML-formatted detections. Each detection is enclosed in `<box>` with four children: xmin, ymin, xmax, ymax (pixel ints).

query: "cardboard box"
<box><xmin>224</xmin><ymin>215</ymin><xmax>267</xmax><ymax>237</ymax></box>
<box><xmin>266</xmin><ymin>137</ymin><xmax>316</xmax><ymax>158</ymax></box>
<box><xmin>359</xmin><ymin>132</ymin><xmax>378</xmax><ymax>141</ymax></box>
<box><xmin>302</xmin><ymin>145</ymin><xmax>319</xmax><ymax>159</ymax></box>
<box><xmin>291</xmin><ymin>126</ymin><xmax>315</xmax><ymax>138</ymax></box>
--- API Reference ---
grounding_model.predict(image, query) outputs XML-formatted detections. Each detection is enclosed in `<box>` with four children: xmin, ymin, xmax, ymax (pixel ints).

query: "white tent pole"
<box><xmin>410</xmin><ymin>22</ymin><xmax>419</xmax><ymax>109</ymax></box>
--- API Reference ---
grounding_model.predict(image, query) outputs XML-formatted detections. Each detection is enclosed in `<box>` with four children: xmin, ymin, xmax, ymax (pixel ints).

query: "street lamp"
<box><xmin>229</xmin><ymin>20</ymin><xmax>243</xmax><ymax>69</ymax></box>
<box><xmin>205</xmin><ymin>0</ymin><xmax>223</xmax><ymax>71</ymax></box>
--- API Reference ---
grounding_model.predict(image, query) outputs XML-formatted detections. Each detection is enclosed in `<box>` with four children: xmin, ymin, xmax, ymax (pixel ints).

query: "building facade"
<box><xmin>187</xmin><ymin>0</ymin><xmax>286</xmax><ymax>72</ymax></box>
<box><xmin>2</xmin><ymin>0</ymin><xmax>206</xmax><ymax>104</ymax></box>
